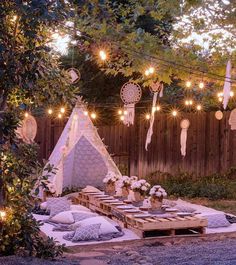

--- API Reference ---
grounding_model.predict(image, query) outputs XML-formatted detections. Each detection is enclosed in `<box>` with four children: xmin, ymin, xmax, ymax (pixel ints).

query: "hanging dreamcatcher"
<box><xmin>180</xmin><ymin>119</ymin><xmax>190</xmax><ymax>157</ymax></box>
<box><xmin>145</xmin><ymin>82</ymin><xmax>163</xmax><ymax>151</ymax></box>
<box><xmin>67</xmin><ymin>68</ymin><xmax>81</xmax><ymax>84</ymax></box>
<box><xmin>120</xmin><ymin>82</ymin><xmax>142</xmax><ymax>126</ymax></box>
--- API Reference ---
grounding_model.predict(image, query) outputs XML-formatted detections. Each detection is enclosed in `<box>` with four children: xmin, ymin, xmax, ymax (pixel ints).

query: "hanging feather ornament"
<box><xmin>223</xmin><ymin>60</ymin><xmax>231</xmax><ymax>110</ymax></box>
<box><xmin>120</xmin><ymin>82</ymin><xmax>142</xmax><ymax>126</ymax></box>
<box><xmin>180</xmin><ymin>119</ymin><xmax>190</xmax><ymax>157</ymax></box>
<box><xmin>145</xmin><ymin>82</ymin><xmax>163</xmax><ymax>151</ymax></box>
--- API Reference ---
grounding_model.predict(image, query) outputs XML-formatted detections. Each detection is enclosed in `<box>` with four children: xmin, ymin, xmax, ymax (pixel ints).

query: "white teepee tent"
<box><xmin>46</xmin><ymin>98</ymin><xmax>121</xmax><ymax>195</ymax></box>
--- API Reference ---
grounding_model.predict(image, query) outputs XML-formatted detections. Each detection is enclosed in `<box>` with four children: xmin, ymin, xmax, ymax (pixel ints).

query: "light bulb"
<box><xmin>24</xmin><ymin>112</ymin><xmax>29</xmax><ymax>118</ymax></box>
<box><xmin>118</xmin><ymin>110</ymin><xmax>122</xmax><ymax>115</ymax></box>
<box><xmin>123</xmin><ymin>110</ymin><xmax>128</xmax><ymax>115</ymax></box>
<box><xmin>91</xmin><ymin>112</ymin><xmax>97</xmax><ymax>119</ymax></box>
<box><xmin>199</xmin><ymin>82</ymin><xmax>204</xmax><ymax>89</ymax></box>
<box><xmin>172</xmin><ymin>110</ymin><xmax>178</xmax><ymax>116</ymax></box>
<box><xmin>218</xmin><ymin>97</ymin><xmax>223</xmax><ymax>102</ymax></box>
<box><xmin>0</xmin><ymin>210</ymin><xmax>6</xmax><ymax>219</ymax></box>
<box><xmin>149</xmin><ymin>67</ymin><xmax>155</xmax><ymax>74</ymax></box>
<box><xmin>60</xmin><ymin>107</ymin><xmax>65</xmax><ymax>113</ymax></box>
<box><xmin>156</xmin><ymin>105</ymin><xmax>161</xmax><ymax>111</ymax></box>
<box><xmin>99</xmin><ymin>50</ymin><xmax>107</xmax><ymax>61</ymax></box>
<box><xmin>145</xmin><ymin>69</ymin><xmax>150</xmax><ymax>76</ymax></box>
<box><xmin>145</xmin><ymin>114</ymin><xmax>151</xmax><ymax>120</ymax></box>
<box><xmin>186</xmin><ymin>81</ymin><xmax>192</xmax><ymax>88</ymax></box>
<box><xmin>83</xmin><ymin>111</ymin><xmax>88</xmax><ymax>116</ymax></box>
<box><xmin>189</xmin><ymin>100</ymin><xmax>193</xmax><ymax>105</ymax></box>
<box><xmin>152</xmin><ymin>106</ymin><xmax>156</xmax><ymax>114</ymax></box>
<box><xmin>48</xmin><ymin>109</ymin><xmax>53</xmax><ymax>115</ymax></box>
<box><xmin>185</xmin><ymin>100</ymin><xmax>189</xmax><ymax>106</ymax></box>
<box><xmin>196</xmin><ymin>104</ymin><xmax>202</xmax><ymax>110</ymax></box>
<box><xmin>230</xmin><ymin>91</ymin><xmax>234</xmax><ymax>97</ymax></box>
<box><xmin>120</xmin><ymin>115</ymin><xmax>124</xmax><ymax>121</ymax></box>
<box><xmin>58</xmin><ymin>113</ymin><xmax>62</xmax><ymax>119</ymax></box>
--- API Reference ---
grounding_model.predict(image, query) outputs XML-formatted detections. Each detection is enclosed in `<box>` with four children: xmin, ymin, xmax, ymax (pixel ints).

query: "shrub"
<box><xmin>146</xmin><ymin>169</ymin><xmax>236</xmax><ymax>200</ymax></box>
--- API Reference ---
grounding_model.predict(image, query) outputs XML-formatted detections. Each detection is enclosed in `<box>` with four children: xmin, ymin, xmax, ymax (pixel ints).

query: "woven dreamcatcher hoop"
<box><xmin>67</xmin><ymin>68</ymin><xmax>81</xmax><ymax>84</ymax></box>
<box><xmin>120</xmin><ymin>82</ymin><xmax>142</xmax><ymax>126</ymax></box>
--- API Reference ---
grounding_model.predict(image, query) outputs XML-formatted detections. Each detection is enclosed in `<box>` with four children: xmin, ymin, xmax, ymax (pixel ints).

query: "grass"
<box><xmin>184</xmin><ymin>197</ymin><xmax>236</xmax><ymax>215</ymax></box>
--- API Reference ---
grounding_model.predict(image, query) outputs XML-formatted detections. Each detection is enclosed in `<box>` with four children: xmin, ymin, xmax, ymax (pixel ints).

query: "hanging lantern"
<box><xmin>16</xmin><ymin>114</ymin><xmax>37</xmax><ymax>144</ymax></box>
<box><xmin>215</xmin><ymin>110</ymin><xmax>223</xmax><ymax>120</ymax></box>
<box><xmin>229</xmin><ymin>109</ymin><xmax>236</xmax><ymax>130</ymax></box>
<box><xmin>120</xmin><ymin>82</ymin><xmax>142</xmax><ymax>126</ymax></box>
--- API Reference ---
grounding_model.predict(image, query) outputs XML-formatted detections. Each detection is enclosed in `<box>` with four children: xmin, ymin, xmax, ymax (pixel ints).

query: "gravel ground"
<box><xmin>1</xmin><ymin>238</ymin><xmax>236</xmax><ymax>265</ymax></box>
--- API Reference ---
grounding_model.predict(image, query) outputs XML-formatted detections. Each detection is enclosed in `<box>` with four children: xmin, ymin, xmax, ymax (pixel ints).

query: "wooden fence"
<box><xmin>35</xmin><ymin>111</ymin><xmax>236</xmax><ymax>177</ymax></box>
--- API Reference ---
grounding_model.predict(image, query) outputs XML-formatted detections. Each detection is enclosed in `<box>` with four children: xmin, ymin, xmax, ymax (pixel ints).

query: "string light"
<box><xmin>189</xmin><ymin>100</ymin><xmax>193</xmax><ymax>105</ymax></box>
<box><xmin>186</xmin><ymin>81</ymin><xmax>192</xmax><ymax>88</ymax></box>
<box><xmin>199</xmin><ymin>82</ymin><xmax>204</xmax><ymax>89</ymax></box>
<box><xmin>91</xmin><ymin>112</ymin><xmax>97</xmax><ymax>119</ymax></box>
<box><xmin>185</xmin><ymin>100</ymin><xmax>193</xmax><ymax>106</ymax></box>
<box><xmin>83</xmin><ymin>111</ymin><xmax>88</xmax><ymax>116</ymax></box>
<box><xmin>99</xmin><ymin>50</ymin><xmax>107</xmax><ymax>61</ymax></box>
<box><xmin>24</xmin><ymin>112</ymin><xmax>29</xmax><ymax>118</ymax></box>
<box><xmin>230</xmin><ymin>91</ymin><xmax>234</xmax><ymax>97</ymax></box>
<box><xmin>145</xmin><ymin>114</ymin><xmax>151</xmax><ymax>120</ymax></box>
<box><xmin>144</xmin><ymin>66</ymin><xmax>155</xmax><ymax>76</ymax></box>
<box><xmin>118</xmin><ymin>109</ymin><xmax>122</xmax><ymax>115</ymax></box>
<box><xmin>185</xmin><ymin>100</ymin><xmax>189</xmax><ymax>106</ymax></box>
<box><xmin>11</xmin><ymin>15</ymin><xmax>17</xmax><ymax>22</ymax></box>
<box><xmin>123</xmin><ymin>110</ymin><xmax>128</xmax><ymax>115</ymax></box>
<box><xmin>58</xmin><ymin>113</ymin><xmax>62</xmax><ymax>119</ymax></box>
<box><xmin>152</xmin><ymin>106</ymin><xmax>156</xmax><ymax>114</ymax></box>
<box><xmin>120</xmin><ymin>115</ymin><xmax>124</xmax><ymax>121</ymax></box>
<box><xmin>218</xmin><ymin>97</ymin><xmax>223</xmax><ymax>102</ymax></box>
<box><xmin>60</xmin><ymin>107</ymin><xmax>65</xmax><ymax>114</ymax></box>
<box><xmin>217</xmin><ymin>92</ymin><xmax>223</xmax><ymax>97</ymax></box>
<box><xmin>196</xmin><ymin>104</ymin><xmax>202</xmax><ymax>110</ymax></box>
<box><xmin>0</xmin><ymin>210</ymin><xmax>6</xmax><ymax>220</ymax></box>
<box><xmin>48</xmin><ymin>109</ymin><xmax>53</xmax><ymax>115</ymax></box>
<box><xmin>156</xmin><ymin>105</ymin><xmax>161</xmax><ymax>111</ymax></box>
<box><xmin>172</xmin><ymin>110</ymin><xmax>178</xmax><ymax>117</ymax></box>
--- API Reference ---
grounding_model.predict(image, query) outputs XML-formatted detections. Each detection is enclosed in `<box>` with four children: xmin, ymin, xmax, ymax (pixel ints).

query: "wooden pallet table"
<box><xmin>126</xmin><ymin>215</ymin><xmax>207</xmax><ymax>238</ymax></box>
<box><xmin>77</xmin><ymin>192</ymin><xmax>208</xmax><ymax>238</ymax></box>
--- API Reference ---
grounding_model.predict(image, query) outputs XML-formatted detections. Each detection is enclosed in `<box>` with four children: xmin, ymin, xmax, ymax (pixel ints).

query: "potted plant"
<box><xmin>119</xmin><ymin>176</ymin><xmax>133</xmax><ymax>198</ymax></box>
<box><xmin>149</xmin><ymin>185</ymin><xmax>167</xmax><ymax>211</ymax></box>
<box><xmin>130</xmin><ymin>179</ymin><xmax>150</xmax><ymax>205</ymax></box>
<box><xmin>103</xmin><ymin>172</ymin><xmax>120</xmax><ymax>195</ymax></box>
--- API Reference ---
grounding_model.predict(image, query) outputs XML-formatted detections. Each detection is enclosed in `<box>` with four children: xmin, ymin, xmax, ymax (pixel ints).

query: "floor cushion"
<box><xmin>70</xmin><ymin>204</ymin><xmax>91</xmax><ymax>212</ymax></box>
<box><xmin>50</xmin><ymin>210</ymin><xmax>75</xmax><ymax>224</ymax></box>
<box><xmin>71</xmin><ymin>223</ymin><xmax>101</xmax><ymax>242</ymax></box>
<box><xmin>76</xmin><ymin>216</ymin><xmax>119</xmax><ymax>235</ymax></box>
<box><xmin>201</xmin><ymin>213</ymin><xmax>231</xmax><ymax>228</ymax></box>
<box><xmin>40</xmin><ymin>201</ymin><xmax>47</xmax><ymax>210</ymax></box>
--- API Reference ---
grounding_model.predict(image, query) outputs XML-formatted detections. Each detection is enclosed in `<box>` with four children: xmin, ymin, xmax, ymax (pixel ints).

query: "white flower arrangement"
<box><xmin>119</xmin><ymin>175</ymin><xmax>132</xmax><ymax>188</ymax></box>
<box><xmin>149</xmin><ymin>185</ymin><xmax>167</xmax><ymax>199</ymax></box>
<box><xmin>103</xmin><ymin>171</ymin><xmax>120</xmax><ymax>185</ymax></box>
<box><xmin>130</xmin><ymin>179</ymin><xmax>150</xmax><ymax>195</ymax></box>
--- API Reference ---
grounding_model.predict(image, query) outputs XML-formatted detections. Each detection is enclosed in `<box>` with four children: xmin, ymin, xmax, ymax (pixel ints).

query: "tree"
<box><xmin>0</xmin><ymin>0</ymin><xmax>77</xmax><ymax>257</ymax></box>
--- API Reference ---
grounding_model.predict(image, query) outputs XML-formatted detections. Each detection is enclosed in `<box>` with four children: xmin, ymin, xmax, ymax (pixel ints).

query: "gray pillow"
<box><xmin>63</xmin><ymin>231</ymin><xmax>75</xmax><ymax>241</ymax></box>
<box><xmin>72</xmin><ymin>212</ymin><xmax>97</xmax><ymax>222</ymax></box>
<box><xmin>47</xmin><ymin>198</ymin><xmax>71</xmax><ymax>217</ymax></box>
<box><xmin>71</xmin><ymin>223</ymin><xmax>101</xmax><ymax>242</ymax></box>
<box><xmin>202</xmin><ymin>214</ymin><xmax>230</xmax><ymax>228</ymax></box>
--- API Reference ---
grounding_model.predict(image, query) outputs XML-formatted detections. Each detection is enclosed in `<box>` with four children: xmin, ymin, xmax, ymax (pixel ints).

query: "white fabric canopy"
<box><xmin>46</xmin><ymin>99</ymin><xmax>121</xmax><ymax>195</ymax></box>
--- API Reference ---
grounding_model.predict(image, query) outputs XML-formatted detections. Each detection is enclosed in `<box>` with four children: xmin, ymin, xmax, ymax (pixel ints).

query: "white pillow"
<box><xmin>50</xmin><ymin>210</ymin><xmax>75</xmax><ymax>224</ymax></box>
<box><xmin>70</xmin><ymin>204</ymin><xmax>91</xmax><ymax>212</ymax></box>
<box><xmin>77</xmin><ymin>216</ymin><xmax>119</xmax><ymax>235</ymax></box>
<box><xmin>40</xmin><ymin>201</ymin><xmax>47</xmax><ymax>210</ymax></box>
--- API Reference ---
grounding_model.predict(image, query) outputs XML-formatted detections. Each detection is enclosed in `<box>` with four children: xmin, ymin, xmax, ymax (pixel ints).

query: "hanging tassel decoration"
<box><xmin>223</xmin><ymin>60</ymin><xmax>231</xmax><ymax>110</ymax></box>
<box><xmin>180</xmin><ymin>119</ymin><xmax>190</xmax><ymax>157</ymax></box>
<box><xmin>145</xmin><ymin>82</ymin><xmax>163</xmax><ymax>151</ymax></box>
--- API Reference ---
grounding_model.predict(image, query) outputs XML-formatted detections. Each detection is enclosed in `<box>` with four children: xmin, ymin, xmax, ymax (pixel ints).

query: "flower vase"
<box><xmin>149</xmin><ymin>197</ymin><xmax>164</xmax><ymax>214</ymax></box>
<box><xmin>132</xmin><ymin>191</ymin><xmax>144</xmax><ymax>207</ymax></box>
<box><xmin>121</xmin><ymin>186</ymin><xmax>130</xmax><ymax>199</ymax></box>
<box><xmin>105</xmin><ymin>182</ymin><xmax>116</xmax><ymax>196</ymax></box>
